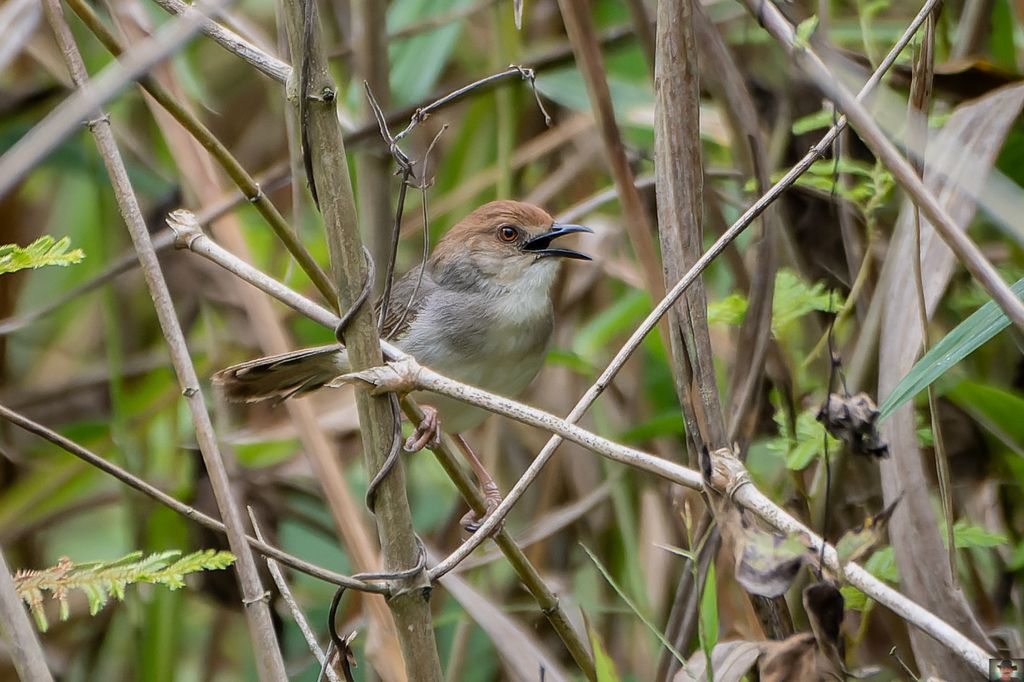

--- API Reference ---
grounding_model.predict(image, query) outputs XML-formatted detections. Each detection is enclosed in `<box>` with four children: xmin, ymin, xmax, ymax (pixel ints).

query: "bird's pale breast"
<box><xmin>395</xmin><ymin>259</ymin><xmax>558</xmax><ymax>432</ymax></box>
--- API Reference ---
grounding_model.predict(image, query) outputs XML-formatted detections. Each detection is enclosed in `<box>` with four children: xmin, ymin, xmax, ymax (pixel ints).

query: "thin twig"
<box><xmin>393</xmin><ymin>66</ymin><xmax>550</xmax><ymax>143</ymax></box>
<box><xmin>148</xmin><ymin>0</ymin><xmax>291</xmax><ymax>82</ymax></box>
<box><xmin>248</xmin><ymin>509</ymin><xmax>343</xmax><ymax>682</ymax></box>
<box><xmin>390</xmin><ymin>126</ymin><xmax>447</xmax><ymax>341</ymax></box>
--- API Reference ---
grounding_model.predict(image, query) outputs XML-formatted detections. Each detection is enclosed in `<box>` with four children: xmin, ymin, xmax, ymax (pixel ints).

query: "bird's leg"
<box><xmin>402</xmin><ymin>408</ymin><xmax>502</xmax><ymax>534</ymax></box>
<box><xmin>453</xmin><ymin>434</ymin><xmax>503</xmax><ymax>534</ymax></box>
<box><xmin>404</xmin><ymin>404</ymin><xmax>442</xmax><ymax>452</ymax></box>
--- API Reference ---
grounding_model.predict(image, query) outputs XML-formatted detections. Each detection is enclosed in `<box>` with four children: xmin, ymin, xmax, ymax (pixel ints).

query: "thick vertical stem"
<box><xmin>653</xmin><ymin>0</ymin><xmax>727</xmax><ymax>458</ymax></box>
<box><xmin>277</xmin><ymin>0</ymin><xmax>442</xmax><ymax>678</ymax></box>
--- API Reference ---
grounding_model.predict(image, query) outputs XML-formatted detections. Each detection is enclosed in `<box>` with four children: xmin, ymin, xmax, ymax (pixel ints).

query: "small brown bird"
<box><xmin>214</xmin><ymin>200</ymin><xmax>591</xmax><ymax>529</ymax></box>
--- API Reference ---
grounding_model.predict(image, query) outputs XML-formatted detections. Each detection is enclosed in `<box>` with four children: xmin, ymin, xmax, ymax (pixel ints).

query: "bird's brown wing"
<box><xmin>375</xmin><ymin>264</ymin><xmax>436</xmax><ymax>341</ymax></box>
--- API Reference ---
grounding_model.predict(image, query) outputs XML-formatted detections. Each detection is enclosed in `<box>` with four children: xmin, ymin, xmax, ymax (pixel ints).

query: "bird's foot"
<box><xmin>461</xmin><ymin>481</ymin><xmax>504</xmax><ymax>537</ymax></box>
<box><xmin>404</xmin><ymin>405</ymin><xmax>442</xmax><ymax>452</ymax></box>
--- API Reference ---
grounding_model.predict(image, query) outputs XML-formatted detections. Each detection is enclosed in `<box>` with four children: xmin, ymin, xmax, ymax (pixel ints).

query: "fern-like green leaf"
<box><xmin>708</xmin><ymin>269</ymin><xmax>843</xmax><ymax>335</ymax></box>
<box><xmin>0</xmin><ymin>236</ymin><xmax>84</xmax><ymax>275</ymax></box>
<box><xmin>13</xmin><ymin>549</ymin><xmax>235</xmax><ymax>631</ymax></box>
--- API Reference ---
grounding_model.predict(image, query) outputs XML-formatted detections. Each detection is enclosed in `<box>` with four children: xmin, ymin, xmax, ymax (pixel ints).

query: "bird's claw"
<box><xmin>461</xmin><ymin>482</ymin><xmax>504</xmax><ymax>537</ymax></box>
<box><xmin>404</xmin><ymin>405</ymin><xmax>442</xmax><ymax>452</ymax></box>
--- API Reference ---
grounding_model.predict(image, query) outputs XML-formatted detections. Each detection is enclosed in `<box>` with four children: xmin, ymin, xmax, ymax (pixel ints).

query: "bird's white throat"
<box><xmin>487</xmin><ymin>258</ymin><xmax>559</xmax><ymax>325</ymax></box>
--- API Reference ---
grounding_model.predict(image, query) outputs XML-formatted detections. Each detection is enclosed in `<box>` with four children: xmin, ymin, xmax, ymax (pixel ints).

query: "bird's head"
<box><xmin>431</xmin><ymin>200</ymin><xmax>591</xmax><ymax>290</ymax></box>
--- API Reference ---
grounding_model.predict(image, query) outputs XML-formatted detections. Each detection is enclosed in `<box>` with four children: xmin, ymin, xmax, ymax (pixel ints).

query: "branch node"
<box><xmin>166</xmin><ymin>209</ymin><xmax>205</xmax><ymax>250</ymax></box>
<box><xmin>84</xmin><ymin>114</ymin><xmax>110</xmax><ymax>129</ymax></box>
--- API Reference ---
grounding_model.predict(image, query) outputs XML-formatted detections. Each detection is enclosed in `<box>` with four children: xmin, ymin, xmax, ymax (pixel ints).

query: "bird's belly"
<box><xmin>410</xmin><ymin>351</ymin><xmax>545</xmax><ymax>433</ymax></box>
<box><xmin>398</xmin><ymin>310</ymin><xmax>551</xmax><ymax>433</ymax></box>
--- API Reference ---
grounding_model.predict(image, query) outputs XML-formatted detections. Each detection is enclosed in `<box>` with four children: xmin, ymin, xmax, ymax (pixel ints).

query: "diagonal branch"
<box><xmin>341</xmin><ymin>356</ymin><xmax>995</xmax><ymax>675</ymax></box>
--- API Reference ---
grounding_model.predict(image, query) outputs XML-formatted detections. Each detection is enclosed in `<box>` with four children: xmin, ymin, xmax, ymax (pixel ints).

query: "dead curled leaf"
<box><xmin>730</xmin><ymin>513</ymin><xmax>815</xmax><ymax>599</ymax></box>
<box><xmin>803</xmin><ymin>581</ymin><xmax>846</xmax><ymax>677</ymax></box>
<box><xmin>676</xmin><ymin>632</ymin><xmax>849</xmax><ymax>682</ymax></box>
<box><xmin>816</xmin><ymin>392</ymin><xmax>889</xmax><ymax>458</ymax></box>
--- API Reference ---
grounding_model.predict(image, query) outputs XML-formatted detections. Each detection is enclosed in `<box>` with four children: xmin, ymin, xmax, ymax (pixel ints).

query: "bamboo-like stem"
<box><xmin>655</xmin><ymin>0</ymin><xmax>785</xmax><ymax>658</ymax></box>
<box><xmin>276</xmin><ymin>0</ymin><xmax>441</xmax><ymax>677</ymax></box>
<box><xmin>653</xmin><ymin>0</ymin><xmax>728</xmax><ymax>456</ymax></box>
<box><xmin>0</xmin><ymin>540</ymin><xmax>54</xmax><ymax>682</ymax></box>
<box><xmin>62</xmin><ymin>0</ymin><xmax>336</xmax><ymax>306</ymax></box>
<box><xmin>39</xmin><ymin>1</ymin><xmax>288</xmax><ymax>679</ymax></box>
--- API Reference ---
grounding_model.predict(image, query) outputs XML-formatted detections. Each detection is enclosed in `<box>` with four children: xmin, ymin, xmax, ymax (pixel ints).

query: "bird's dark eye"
<box><xmin>498</xmin><ymin>225</ymin><xmax>518</xmax><ymax>242</ymax></box>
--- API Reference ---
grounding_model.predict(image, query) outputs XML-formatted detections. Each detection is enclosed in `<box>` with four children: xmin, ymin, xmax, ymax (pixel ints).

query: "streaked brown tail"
<box><xmin>212</xmin><ymin>344</ymin><xmax>349</xmax><ymax>403</ymax></box>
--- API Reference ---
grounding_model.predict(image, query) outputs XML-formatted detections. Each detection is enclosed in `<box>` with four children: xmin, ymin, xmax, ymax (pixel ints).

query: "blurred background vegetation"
<box><xmin>1</xmin><ymin>0</ymin><xmax>1024</xmax><ymax>679</ymax></box>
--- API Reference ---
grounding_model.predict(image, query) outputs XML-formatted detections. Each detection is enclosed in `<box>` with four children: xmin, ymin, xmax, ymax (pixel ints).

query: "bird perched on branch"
<box><xmin>213</xmin><ymin>200</ymin><xmax>591</xmax><ymax>530</ymax></box>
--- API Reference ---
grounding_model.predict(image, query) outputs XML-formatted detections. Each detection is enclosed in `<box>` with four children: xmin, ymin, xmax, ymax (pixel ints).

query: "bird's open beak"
<box><xmin>522</xmin><ymin>224</ymin><xmax>593</xmax><ymax>260</ymax></box>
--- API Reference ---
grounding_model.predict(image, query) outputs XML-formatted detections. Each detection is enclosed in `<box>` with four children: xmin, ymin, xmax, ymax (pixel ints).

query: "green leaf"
<box><xmin>581</xmin><ymin>545</ymin><xmax>687</xmax><ymax>666</ymax></box>
<box><xmin>707</xmin><ymin>293</ymin><xmax>748</xmax><ymax>326</ymax></box>
<box><xmin>617</xmin><ymin>412</ymin><xmax>685</xmax><ymax>443</ymax></box>
<box><xmin>945</xmin><ymin>380</ymin><xmax>1024</xmax><ymax>452</ymax></box>
<box><xmin>864</xmin><ymin>547</ymin><xmax>898</xmax><ymax>582</ymax></box>
<box><xmin>1009</xmin><ymin>542</ymin><xmax>1024</xmax><ymax>571</ymax></box>
<box><xmin>572</xmin><ymin>288</ymin><xmax>649</xmax><ymax>362</ymax></box>
<box><xmin>772</xmin><ymin>269</ymin><xmax>843</xmax><ymax>330</ymax></box>
<box><xmin>840</xmin><ymin>584</ymin><xmax>869</xmax><ymax>610</ymax></box>
<box><xmin>795</xmin><ymin>15</ymin><xmax>819</xmax><ymax>48</ymax></box>
<box><xmin>699</xmin><ymin>558</ymin><xmax>719</xmax><ymax>655</ymax></box>
<box><xmin>386</xmin><ymin>0</ymin><xmax>475</xmax><ymax>105</ymax></box>
<box><xmin>586</xmin><ymin>618</ymin><xmax>622</xmax><ymax>682</ymax></box>
<box><xmin>792</xmin><ymin>108</ymin><xmax>837</xmax><ymax>135</ymax></box>
<box><xmin>879</xmin><ymin>276</ymin><xmax>1024</xmax><ymax>421</ymax></box>
<box><xmin>767</xmin><ymin>408</ymin><xmax>842</xmax><ymax>470</ymax></box>
<box><xmin>949</xmin><ymin>520</ymin><xmax>1007</xmax><ymax>549</ymax></box>
<box><xmin>709</xmin><ymin>268</ymin><xmax>842</xmax><ymax>334</ymax></box>
<box><xmin>13</xmin><ymin>549</ymin><xmax>235</xmax><ymax>630</ymax></box>
<box><xmin>0</xmin><ymin>236</ymin><xmax>84</xmax><ymax>275</ymax></box>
